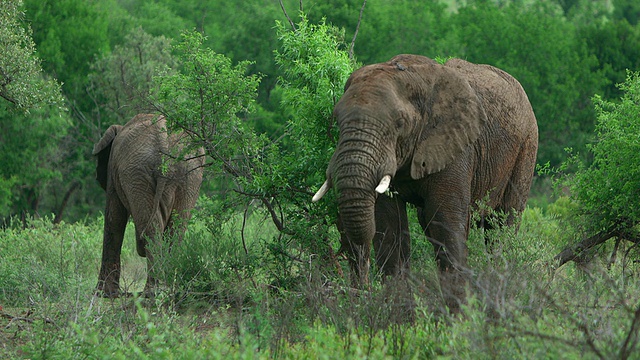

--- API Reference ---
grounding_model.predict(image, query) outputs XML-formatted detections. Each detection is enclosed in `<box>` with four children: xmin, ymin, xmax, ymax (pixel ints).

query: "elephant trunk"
<box><xmin>330</xmin><ymin>127</ymin><xmax>395</xmax><ymax>246</ymax></box>
<box><xmin>336</xmin><ymin>177</ymin><xmax>377</xmax><ymax>246</ymax></box>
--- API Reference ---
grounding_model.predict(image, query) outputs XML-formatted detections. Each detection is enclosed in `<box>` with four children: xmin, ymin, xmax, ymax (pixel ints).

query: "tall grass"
<box><xmin>1</xmin><ymin>205</ymin><xmax>639</xmax><ymax>358</ymax></box>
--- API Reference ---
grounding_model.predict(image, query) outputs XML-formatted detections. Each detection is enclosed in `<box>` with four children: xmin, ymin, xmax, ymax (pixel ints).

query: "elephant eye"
<box><xmin>395</xmin><ymin>117</ymin><xmax>405</xmax><ymax>130</ymax></box>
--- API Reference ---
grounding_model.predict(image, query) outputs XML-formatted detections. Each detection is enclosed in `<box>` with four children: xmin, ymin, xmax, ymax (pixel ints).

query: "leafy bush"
<box><xmin>0</xmin><ymin>0</ymin><xmax>64</xmax><ymax>110</ymax></box>
<box><xmin>563</xmin><ymin>71</ymin><xmax>640</xmax><ymax>236</ymax></box>
<box><xmin>239</xmin><ymin>16</ymin><xmax>356</xmax><ymax>287</ymax></box>
<box><xmin>1</xmin><ymin>211</ymin><xmax>639</xmax><ymax>359</ymax></box>
<box><xmin>87</xmin><ymin>27</ymin><xmax>177</xmax><ymax>125</ymax></box>
<box><xmin>148</xmin><ymin>210</ymin><xmax>273</xmax><ymax>307</ymax></box>
<box><xmin>152</xmin><ymin>29</ymin><xmax>261</xmax><ymax>166</ymax></box>
<box><xmin>0</xmin><ymin>217</ymin><xmax>100</xmax><ymax>305</ymax></box>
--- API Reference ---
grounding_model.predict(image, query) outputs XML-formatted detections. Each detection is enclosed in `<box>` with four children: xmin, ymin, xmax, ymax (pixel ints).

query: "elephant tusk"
<box><xmin>375</xmin><ymin>175</ymin><xmax>392</xmax><ymax>194</ymax></box>
<box><xmin>312</xmin><ymin>179</ymin><xmax>331</xmax><ymax>202</ymax></box>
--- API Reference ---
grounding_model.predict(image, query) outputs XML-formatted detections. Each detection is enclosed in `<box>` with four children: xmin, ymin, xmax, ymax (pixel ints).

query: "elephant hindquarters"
<box><xmin>499</xmin><ymin>132</ymin><xmax>538</xmax><ymax>227</ymax></box>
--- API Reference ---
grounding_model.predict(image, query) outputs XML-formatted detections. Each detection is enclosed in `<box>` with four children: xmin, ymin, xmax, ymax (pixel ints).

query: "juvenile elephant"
<box><xmin>93</xmin><ymin>114</ymin><xmax>205</xmax><ymax>297</ymax></box>
<box><xmin>313</xmin><ymin>55</ymin><xmax>538</xmax><ymax>311</ymax></box>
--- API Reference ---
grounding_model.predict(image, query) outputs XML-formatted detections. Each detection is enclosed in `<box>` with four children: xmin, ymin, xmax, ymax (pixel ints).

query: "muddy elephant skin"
<box><xmin>92</xmin><ymin>114</ymin><xmax>205</xmax><ymax>297</ymax></box>
<box><xmin>314</xmin><ymin>55</ymin><xmax>539</xmax><ymax>311</ymax></box>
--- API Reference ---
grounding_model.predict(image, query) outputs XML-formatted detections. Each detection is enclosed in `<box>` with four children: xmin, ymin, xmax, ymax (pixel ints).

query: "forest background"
<box><xmin>2</xmin><ymin>0</ymin><xmax>640</xmax><ymax>358</ymax></box>
<box><xmin>2</xmin><ymin>0</ymin><xmax>639</xmax><ymax>222</ymax></box>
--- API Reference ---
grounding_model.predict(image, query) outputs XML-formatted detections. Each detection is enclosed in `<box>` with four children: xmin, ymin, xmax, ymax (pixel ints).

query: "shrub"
<box><xmin>563</xmin><ymin>71</ymin><xmax>640</xmax><ymax>236</ymax></box>
<box><xmin>0</xmin><ymin>217</ymin><xmax>100</xmax><ymax>305</ymax></box>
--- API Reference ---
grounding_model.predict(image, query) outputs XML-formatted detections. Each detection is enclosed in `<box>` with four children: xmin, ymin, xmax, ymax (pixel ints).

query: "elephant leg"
<box><xmin>134</xmin><ymin>218</ymin><xmax>165</xmax><ymax>296</ymax></box>
<box><xmin>373</xmin><ymin>195</ymin><xmax>411</xmax><ymax>278</ymax></box>
<box><xmin>96</xmin><ymin>195</ymin><xmax>129</xmax><ymax>297</ymax></box>
<box><xmin>476</xmin><ymin>212</ymin><xmax>498</xmax><ymax>252</ymax></box>
<box><xmin>374</xmin><ymin>195</ymin><xmax>415</xmax><ymax>322</ymax></box>
<box><xmin>418</xmin><ymin>205</ymin><xmax>470</xmax><ymax>313</ymax></box>
<box><xmin>501</xmin><ymin>138</ymin><xmax>537</xmax><ymax>229</ymax></box>
<box><xmin>130</xmin><ymin>192</ymin><xmax>173</xmax><ymax>296</ymax></box>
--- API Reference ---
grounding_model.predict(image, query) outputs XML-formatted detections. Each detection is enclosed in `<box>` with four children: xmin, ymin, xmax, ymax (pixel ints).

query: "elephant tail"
<box><xmin>135</xmin><ymin>174</ymin><xmax>169</xmax><ymax>258</ymax></box>
<box><xmin>153</xmin><ymin>175</ymin><xmax>169</xmax><ymax>224</ymax></box>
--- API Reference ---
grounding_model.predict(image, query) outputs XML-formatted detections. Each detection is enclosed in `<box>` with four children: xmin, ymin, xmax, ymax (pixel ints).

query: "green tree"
<box><xmin>244</xmin><ymin>17</ymin><xmax>356</xmax><ymax>285</ymax></box>
<box><xmin>87</xmin><ymin>27</ymin><xmax>176</xmax><ymax>126</ymax></box>
<box><xmin>353</xmin><ymin>0</ymin><xmax>451</xmax><ymax>64</ymax></box>
<box><xmin>0</xmin><ymin>0</ymin><xmax>68</xmax><ymax>220</ymax></box>
<box><xmin>24</xmin><ymin>0</ymin><xmax>110</xmax><ymax>103</ymax></box>
<box><xmin>115</xmin><ymin>0</ymin><xmax>188</xmax><ymax>39</ymax></box>
<box><xmin>0</xmin><ymin>0</ymin><xmax>63</xmax><ymax>110</ymax></box>
<box><xmin>151</xmin><ymin>30</ymin><xmax>261</xmax><ymax>172</ymax></box>
<box><xmin>452</xmin><ymin>0</ymin><xmax>605</xmax><ymax>166</ymax></box>
<box><xmin>0</xmin><ymin>107</ymin><xmax>70</xmax><ymax>221</ymax></box>
<box><xmin>578</xmin><ymin>13</ymin><xmax>640</xmax><ymax>100</ymax></box>
<box><xmin>557</xmin><ymin>71</ymin><xmax>640</xmax><ymax>264</ymax></box>
<box><xmin>612</xmin><ymin>0</ymin><xmax>640</xmax><ymax>25</ymax></box>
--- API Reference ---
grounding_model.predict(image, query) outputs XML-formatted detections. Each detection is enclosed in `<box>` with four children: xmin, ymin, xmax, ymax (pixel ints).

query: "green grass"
<box><xmin>1</xmin><ymin>204</ymin><xmax>640</xmax><ymax>359</ymax></box>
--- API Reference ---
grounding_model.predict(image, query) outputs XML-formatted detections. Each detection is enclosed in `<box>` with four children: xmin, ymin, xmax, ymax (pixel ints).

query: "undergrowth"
<box><xmin>1</xmin><ymin>205</ymin><xmax>640</xmax><ymax>359</ymax></box>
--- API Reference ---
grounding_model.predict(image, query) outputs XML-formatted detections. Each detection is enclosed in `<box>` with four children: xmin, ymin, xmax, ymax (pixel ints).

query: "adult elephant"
<box><xmin>313</xmin><ymin>55</ymin><xmax>538</xmax><ymax>311</ymax></box>
<box><xmin>92</xmin><ymin>114</ymin><xmax>205</xmax><ymax>297</ymax></box>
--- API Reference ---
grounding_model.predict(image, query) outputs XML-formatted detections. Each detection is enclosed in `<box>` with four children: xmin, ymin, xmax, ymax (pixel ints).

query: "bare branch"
<box><xmin>241</xmin><ymin>203</ymin><xmax>250</xmax><ymax>255</ymax></box>
<box><xmin>349</xmin><ymin>0</ymin><xmax>367</xmax><ymax>60</ymax></box>
<box><xmin>261</xmin><ymin>197</ymin><xmax>284</xmax><ymax>232</ymax></box>
<box><xmin>555</xmin><ymin>230</ymin><xmax>619</xmax><ymax>268</ymax></box>
<box><xmin>279</xmin><ymin>0</ymin><xmax>297</xmax><ymax>31</ymax></box>
<box><xmin>620</xmin><ymin>305</ymin><xmax>640</xmax><ymax>359</ymax></box>
<box><xmin>53</xmin><ymin>181</ymin><xmax>80</xmax><ymax>224</ymax></box>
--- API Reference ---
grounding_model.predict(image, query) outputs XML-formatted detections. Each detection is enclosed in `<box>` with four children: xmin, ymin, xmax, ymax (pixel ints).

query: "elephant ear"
<box><xmin>92</xmin><ymin>125</ymin><xmax>123</xmax><ymax>191</ymax></box>
<box><xmin>410</xmin><ymin>66</ymin><xmax>487</xmax><ymax>179</ymax></box>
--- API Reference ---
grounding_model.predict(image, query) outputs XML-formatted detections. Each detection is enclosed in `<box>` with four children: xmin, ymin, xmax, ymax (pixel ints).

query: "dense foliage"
<box><xmin>0</xmin><ymin>0</ymin><xmax>67</xmax><ymax>220</ymax></box>
<box><xmin>0</xmin><ymin>0</ymin><xmax>63</xmax><ymax>111</ymax></box>
<box><xmin>152</xmin><ymin>30</ymin><xmax>261</xmax><ymax>173</ymax></box>
<box><xmin>563</xmin><ymin>71</ymin><xmax>640</xmax><ymax>236</ymax></box>
<box><xmin>0</xmin><ymin>0</ymin><xmax>636</xmax><ymax>221</ymax></box>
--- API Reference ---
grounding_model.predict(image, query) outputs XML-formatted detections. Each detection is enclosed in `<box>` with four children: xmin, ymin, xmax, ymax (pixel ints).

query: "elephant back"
<box><xmin>115</xmin><ymin>114</ymin><xmax>204</xmax><ymax>181</ymax></box>
<box><xmin>112</xmin><ymin>114</ymin><xmax>169</xmax><ymax>171</ymax></box>
<box><xmin>444</xmin><ymin>59</ymin><xmax>538</xmax><ymax>139</ymax></box>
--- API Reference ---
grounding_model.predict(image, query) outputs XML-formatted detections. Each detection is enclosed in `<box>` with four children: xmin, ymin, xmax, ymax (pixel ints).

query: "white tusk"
<box><xmin>375</xmin><ymin>175</ymin><xmax>392</xmax><ymax>194</ymax></box>
<box><xmin>312</xmin><ymin>179</ymin><xmax>331</xmax><ymax>202</ymax></box>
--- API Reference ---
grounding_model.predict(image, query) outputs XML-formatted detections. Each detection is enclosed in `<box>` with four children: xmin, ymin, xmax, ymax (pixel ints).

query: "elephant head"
<box><xmin>314</xmin><ymin>54</ymin><xmax>487</xmax><ymax>249</ymax></box>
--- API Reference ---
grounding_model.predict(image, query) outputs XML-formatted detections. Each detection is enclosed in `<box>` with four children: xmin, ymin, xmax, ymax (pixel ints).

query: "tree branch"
<box><xmin>555</xmin><ymin>229</ymin><xmax>619</xmax><ymax>268</ymax></box>
<box><xmin>349</xmin><ymin>0</ymin><xmax>367</xmax><ymax>60</ymax></box>
<box><xmin>261</xmin><ymin>197</ymin><xmax>284</xmax><ymax>232</ymax></box>
<box><xmin>279</xmin><ymin>0</ymin><xmax>297</xmax><ymax>31</ymax></box>
<box><xmin>620</xmin><ymin>304</ymin><xmax>640</xmax><ymax>359</ymax></box>
<box><xmin>241</xmin><ymin>203</ymin><xmax>250</xmax><ymax>255</ymax></box>
<box><xmin>53</xmin><ymin>181</ymin><xmax>80</xmax><ymax>224</ymax></box>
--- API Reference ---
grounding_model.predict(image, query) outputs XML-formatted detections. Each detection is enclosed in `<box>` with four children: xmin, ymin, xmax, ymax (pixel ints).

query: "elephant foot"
<box><xmin>142</xmin><ymin>277</ymin><xmax>159</xmax><ymax>299</ymax></box>
<box><xmin>94</xmin><ymin>287</ymin><xmax>121</xmax><ymax>298</ymax></box>
<box><xmin>95</xmin><ymin>278</ymin><xmax>123</xmax><ymax>298</ymax></box>
<box><xmin>439</xmin><ymin>268</ymin><xmax>470</xmax><ymax>314</ymax></box>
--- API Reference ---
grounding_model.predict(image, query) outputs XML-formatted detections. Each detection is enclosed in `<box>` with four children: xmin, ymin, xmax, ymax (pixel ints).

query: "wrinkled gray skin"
<box><xmin>317</xmin><ymin>55</ymin><xmax>538</xmax><ymax>312</ymax></box>
<box><xmin>93</xmin><ymin>114</ymin><xmax>204</xmax><ymax>297</ymax></box>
